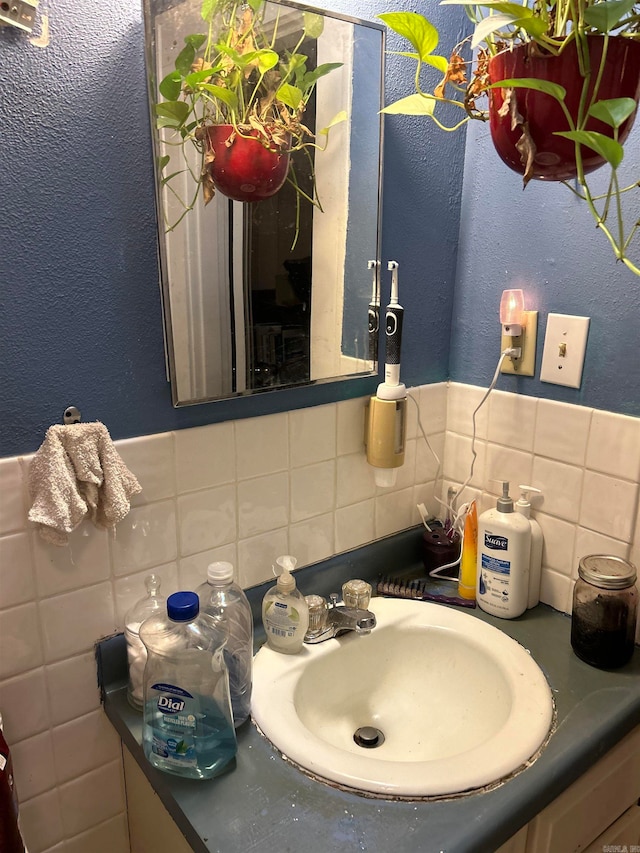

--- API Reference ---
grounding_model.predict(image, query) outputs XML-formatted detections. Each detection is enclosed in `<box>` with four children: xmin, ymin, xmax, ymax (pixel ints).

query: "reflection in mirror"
<box><xmin>142</xmin><ymin>0</ymin><xmax>385</xmax><ymax>405</ymax></box>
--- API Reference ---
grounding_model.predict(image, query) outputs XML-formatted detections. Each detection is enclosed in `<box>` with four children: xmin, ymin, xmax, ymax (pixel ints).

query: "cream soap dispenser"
<box><xmin>515</xmin><ymin>485</ymin><xmax>544</xmax><ymax>609</ymax></box>
<box><xmin>477</xmin><ymin>481</ymin><xmax>531</xmax><ymax>619</ymax></box>
<box><xmin>262</xmin><ymin>555</ymin><xmax>309</xmax><ymax>654</ymax></box>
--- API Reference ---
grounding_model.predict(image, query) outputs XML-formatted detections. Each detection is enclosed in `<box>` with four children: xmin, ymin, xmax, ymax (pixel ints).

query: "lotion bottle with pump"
<box><xmin>262</xmin><ymin>555</ymin><xmax>309</xmax><ymax>654</ymax></box>
<box><xmin>477</xmin><ymin>481</ymin><xmax>531</xmax><ymax>619</ymax></box>
<box><xmin>515</xmin><ymin>485</ymin><xmax>544</xmax><ymax>609</ymax></box>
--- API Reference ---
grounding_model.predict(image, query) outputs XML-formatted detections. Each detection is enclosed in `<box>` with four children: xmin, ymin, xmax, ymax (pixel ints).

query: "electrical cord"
<box><xmin>452</xmin><ymin>349</ymin><xmax>512</xmax><ymax>513</ymax></box>
<box><xmin>409</xmin><ymin>394</ymin><xmax>460</xmax><ymax>581</ymax></box>
<box><xmin>410</xmin><ymin>348</ymin><xmax>516</xmax><ymax>580</ymax></box>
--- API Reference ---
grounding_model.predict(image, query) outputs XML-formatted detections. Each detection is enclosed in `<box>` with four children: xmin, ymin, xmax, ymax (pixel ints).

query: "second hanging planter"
<box><xmin>203</xmin><ymin>125</ymin><xmax>291</xmax><ymax>203</ymax></box>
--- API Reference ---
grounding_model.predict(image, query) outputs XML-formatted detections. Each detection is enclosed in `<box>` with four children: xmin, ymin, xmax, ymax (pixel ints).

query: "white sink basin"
<box><xmin>251</xmin><ymin>597</ymin><xmax>554</xmax><ymax>798</ymax></box>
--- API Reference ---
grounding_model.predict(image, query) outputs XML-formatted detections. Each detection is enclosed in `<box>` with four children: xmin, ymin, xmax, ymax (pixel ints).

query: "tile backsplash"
<box><xmin>0</xmin><ymin>382</ymin><xmax>638</xmax><ymax>853</ymax></box>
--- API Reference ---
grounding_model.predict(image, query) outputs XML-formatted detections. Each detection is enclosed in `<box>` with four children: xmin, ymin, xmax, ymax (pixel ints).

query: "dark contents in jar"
<box><xmin>571</xmin><ymin>594</ymin><xmax>635</xmax><ymax>669</ymax></box>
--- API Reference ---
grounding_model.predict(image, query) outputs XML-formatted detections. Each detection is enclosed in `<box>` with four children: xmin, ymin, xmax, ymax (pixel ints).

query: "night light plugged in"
<box><xmin>499</xmin><ymin>289</ymin><xmax>538</xmax><ymax>376</ymax></box>
<box><xmin>500</xmin><ymin>289</ymin><xmax>525</xmax><ymax>337</ymax></box>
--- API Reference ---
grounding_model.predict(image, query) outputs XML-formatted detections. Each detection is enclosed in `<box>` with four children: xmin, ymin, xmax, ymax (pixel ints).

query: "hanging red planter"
<box><xmin>488</xmin><ymin>37</ymin><xmax>640</xmax><ymax>182</ymax></box>
<box><xmin>204</xmin><ymin>124</ymin><xmax>291</xmax><ymax>203</ymax></box>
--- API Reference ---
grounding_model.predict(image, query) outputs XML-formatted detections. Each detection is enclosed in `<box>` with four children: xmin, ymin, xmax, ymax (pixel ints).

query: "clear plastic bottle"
<box><xmin>124</xmin><ymin>574</ymin><xmax>165</xmax><ymax>710</ymax></box>
<box><xmin>196</xmin><ymin>561</ymin><xmax>253</xmax><ymax>728</ymax></box>
<box><xmin>262</xmin><ymin>555</ymin><xmax>309</xmax><ymax>654</ymax></box>
<box><xmin>139</xmin><ymin>591</ymin><xmax>237</xmax><ymax>780</ymax></box>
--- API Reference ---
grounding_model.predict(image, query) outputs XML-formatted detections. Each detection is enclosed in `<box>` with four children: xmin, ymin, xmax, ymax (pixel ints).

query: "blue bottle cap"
<box><xmin>167</xmin><ymin>591</ymin><xmax>199</xmax><ymax>621</ymax></box>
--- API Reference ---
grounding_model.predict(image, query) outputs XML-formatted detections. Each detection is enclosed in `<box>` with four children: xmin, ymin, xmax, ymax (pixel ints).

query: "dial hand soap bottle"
<box><xmin>262</xmin><ymin>555</ymin><xmax>309</xmax><ymax>654</ymax></box>
<box><xmin>477</xmin><ymin>481</ymin><xmax>531</xmax><ymax>619</ymax></box>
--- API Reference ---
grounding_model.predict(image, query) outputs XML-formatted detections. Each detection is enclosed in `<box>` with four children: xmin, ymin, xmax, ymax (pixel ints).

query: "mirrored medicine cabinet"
<box><xmin>142</xmin><ymin>0</ymin><xmax>385</xmax><ymax>406</ymax></box>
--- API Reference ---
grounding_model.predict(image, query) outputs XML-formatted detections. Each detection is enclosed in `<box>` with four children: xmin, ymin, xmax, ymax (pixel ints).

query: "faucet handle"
<box><xmin>305</xmin><ymin>595</ymin><xmax>328</xmax><ymax>637</ymax></box>
<box><xmin>342</xmin><ymin>579</ymin><xmax>372</xmax><ymax>610</ymax></box>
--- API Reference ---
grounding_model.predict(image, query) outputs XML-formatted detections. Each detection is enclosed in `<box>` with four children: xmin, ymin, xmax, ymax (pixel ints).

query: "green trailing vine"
<box><xmin>153</xmin><ymin>0</ymin><xmax>346</xmax><ymax>236</ymax></box>
<box><xmin>379</xmin><ymin>2</ymin><xmax>640</xmax><ymax>275</ymax></box>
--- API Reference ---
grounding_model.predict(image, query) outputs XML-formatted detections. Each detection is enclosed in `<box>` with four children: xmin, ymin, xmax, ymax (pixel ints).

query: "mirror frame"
<box><xmin>142</xmin><ymin>0</ymin><xmax>386</xmax><ymax>407</ymax></box>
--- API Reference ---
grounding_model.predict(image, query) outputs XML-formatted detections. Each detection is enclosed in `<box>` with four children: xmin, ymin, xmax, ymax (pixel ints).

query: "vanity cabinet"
<box><xmin>123</xmin><ymin>750</ymin><xmax>193</xmax><ymax>853</ymax></box>
<box><xmin>497</xmin><ymin>725</ymin><xmax>640</xmax><ymax>853</ymax></box>
<box><xmin>124</xmin><ymin>725</ymin><xmax>640</xmax><ymax>853</ymax></box>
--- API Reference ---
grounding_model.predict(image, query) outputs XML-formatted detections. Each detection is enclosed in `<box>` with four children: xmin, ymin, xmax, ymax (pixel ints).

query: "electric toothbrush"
<box><xmin>367</xmin><ymin>259</ymin><xmax>380</xmax><ymax>364</ymax></box>
<box><xmin>364</xmin><ymin>260</ymin><xmax>408</xmax><ymax>487</ymax></box>
<box><xmin>384</xmin><ymin>260</ymin><xmax>404</xmax><ymax>386</ymax></box>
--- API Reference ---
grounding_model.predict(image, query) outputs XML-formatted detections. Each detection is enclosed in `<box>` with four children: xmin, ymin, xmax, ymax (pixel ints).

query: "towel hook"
<box><xmin>63</xmin><ymin>406</ymin><xmax>82</xmax><ymax>425</ymax></box>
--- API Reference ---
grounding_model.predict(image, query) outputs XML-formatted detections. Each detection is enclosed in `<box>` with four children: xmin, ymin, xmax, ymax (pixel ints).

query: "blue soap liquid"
<box><xmin>143</xmin><ymin>698</ymin><xmax>237</xmax><ymax>780</ymax></box>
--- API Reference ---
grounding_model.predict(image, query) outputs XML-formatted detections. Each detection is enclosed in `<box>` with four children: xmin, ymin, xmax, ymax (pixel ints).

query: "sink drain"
<box><xmin>353</xmin><ymin>726</ymin><xmax>385</xmax><ymax>749</ymax></box>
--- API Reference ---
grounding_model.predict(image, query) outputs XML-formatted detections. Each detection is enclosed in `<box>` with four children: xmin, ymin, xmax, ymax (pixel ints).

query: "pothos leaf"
<box><xmin>242</xmin><ymin>48</ymin><xmax>279</xmax><ymax>73</ymax></box>
<box><xmin>381</xmin><ymin>93</ymin><xmax>437</xmax><ymax>116</ymax></box>
<box><xmin>276</xmin><ymin>82</ymin><xmax>303</xmax><ymax>110</ymax></box>
<box><xmin>377</xmin><ymin>12</ymin><xmax>439</xmax><ymax>61</ymax></box>
<box><xmin>175</xmin><ymin>43</ymin><xmax>196</xmax><ymax>76</ymax></box>
<box><xmin>198</xmin><ymin>83</ymin><xmax>238</xmax><ymax>110</ymax></box>
<box><xmin>200</xmin><ymin>0</ymin><xmax>217</xmax><ymax>22</ymax></box>
<box><xmin>424</xmin><ymin>54</ymin><xmax>450</xmax><ymax>74</ymax></box>
<box><xmin>159</xmin><ymin>71</ymin><xmax>182</xmax><ymax>101</ymax></box>
<box><xmin>184</xmin><ymin>66</ymin><xmax>221</xmax><ymax>88</ymax></box>
<box><xmin>184</xmin><ymin>33</ymin><xmax>207</xmax><ymax>51</ymax></box>
<box><xmin>155</xmin><ymin>100</ymin><xmax>191</xmax><ymax>126</ymax></box>
<box><xmin>471</xmin><ymin>12</ymin><xmax>520</xmax><ymax>47</ymax></box>
<box><xmin>281</xmin><ymin>53</ymin><xmax>306</xmax><ymax>77</ymax></box>
<box><xmin>470</xmin><ymin>12</ymin><xmax>548</xmax><ymax>47</ymax></box>
<box><xmin>583</xmin><ymin>0</ymin><xmax>638</xmax><ymax>33</ymax></box>
<box><xmin>554</xmin><ymin>130</ymin><xmax>625</xmax><ymax>169</ymax></box>
<box><xmin>489</xmin><ymin>77</ymin><xmax>567</xmax><ymax>102</ymax></box>
<box><xmin>302</xmin><ymin>62</ymin><xmax>343</xmax><ymax>91</ymax></box>
<box><xmin>391</xmin><ymin>51</ymin><xmax>450</xmax><ymax>74</ymax></box>
<box><xmin>156</xmin><ymin>116</ymin><xmax>182</xmax><ymax>130</ymax></box>
<box><xmin>318</xmin><ymin>110</ymin><xmax>348</xmax><ymax>135</ymax></box>
<box><xmin>303</xmin><ymin>11</ymin><xmax>324</xmax><ymax>40</ymax></box>
<box><xmin>588</xmin><ymin>97</ymin><xmax>637</xmax><ymax>129</ymax></box>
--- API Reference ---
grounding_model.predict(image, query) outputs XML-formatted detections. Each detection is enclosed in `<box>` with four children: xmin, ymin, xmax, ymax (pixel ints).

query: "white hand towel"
<box><xmin>28</xmin><ymin>422</ymin><xmax>142</xmax><ymax>545</ymax></box>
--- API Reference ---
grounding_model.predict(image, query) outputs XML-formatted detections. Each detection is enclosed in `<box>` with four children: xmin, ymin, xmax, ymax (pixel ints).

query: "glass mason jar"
<box><xmin>570</xmin><ymin>555</ymin><xmax>638</xmax><ymax>669</ymax></box>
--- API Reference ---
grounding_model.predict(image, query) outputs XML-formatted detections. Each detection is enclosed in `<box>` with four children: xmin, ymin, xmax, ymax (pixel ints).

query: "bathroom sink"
<box><xmin>251</xmin><ymin>596</ymin><xmax>554</xmax><ymax>798</ymax></box>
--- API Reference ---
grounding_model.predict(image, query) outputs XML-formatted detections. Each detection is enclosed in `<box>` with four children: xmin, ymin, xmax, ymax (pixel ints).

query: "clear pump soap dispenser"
<box><xmin>477</xmin><ymin>481</ymin><xmax>531</xmax><ymax>619</ymax></box>
<box><xmin>262</xmin><ymin>555</ymin><xmax>309</xmax><ymax>654</ymax></box>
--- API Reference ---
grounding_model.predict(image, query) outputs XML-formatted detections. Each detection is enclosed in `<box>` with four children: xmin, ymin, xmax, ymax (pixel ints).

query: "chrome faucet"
<box><xmin>304</xmin><ymin>593</ymin><xmax>376</xmax><ymax>644</ymax></box>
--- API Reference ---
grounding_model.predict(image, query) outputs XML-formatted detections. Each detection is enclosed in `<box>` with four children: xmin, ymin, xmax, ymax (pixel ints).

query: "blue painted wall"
<box><xmin>0</xmin><ymin>0</ymin><xmax>467</xmax><ymax>457</ymax></box>
<box><xmin>450</xmin><ymin>82</ymin><xmax>640</xmax><ymax>416</ymax></box>
<box><xmin>4</xmin><ymin>0</ymin><xmax>635</xmax><ymax>461</ymax></box>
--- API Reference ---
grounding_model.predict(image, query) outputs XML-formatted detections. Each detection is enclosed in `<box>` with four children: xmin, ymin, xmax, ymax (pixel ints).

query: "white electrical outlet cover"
<box><xmin>540</xmin><ymin>313</ymin><xmax>590</xmax><ymax>388</ymax></box>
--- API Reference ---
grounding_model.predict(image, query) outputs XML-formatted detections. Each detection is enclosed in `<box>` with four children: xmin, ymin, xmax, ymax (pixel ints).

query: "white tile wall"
<box><xmin>0</xmin><ymin>381</ymin><xmax>638</xmax><ymax>853</ymax></box>
<box><xmin>444</xmin><ymin>383</ymin><xmax>640</xmax><ymax>626</ymax></box>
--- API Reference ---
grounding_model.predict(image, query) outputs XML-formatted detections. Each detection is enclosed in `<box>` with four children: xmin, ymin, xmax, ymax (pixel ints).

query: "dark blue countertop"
<box><xmin>98</xmin><ymin>529</ymin><xmax>640</xmax><ymax>853</ymax></box>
